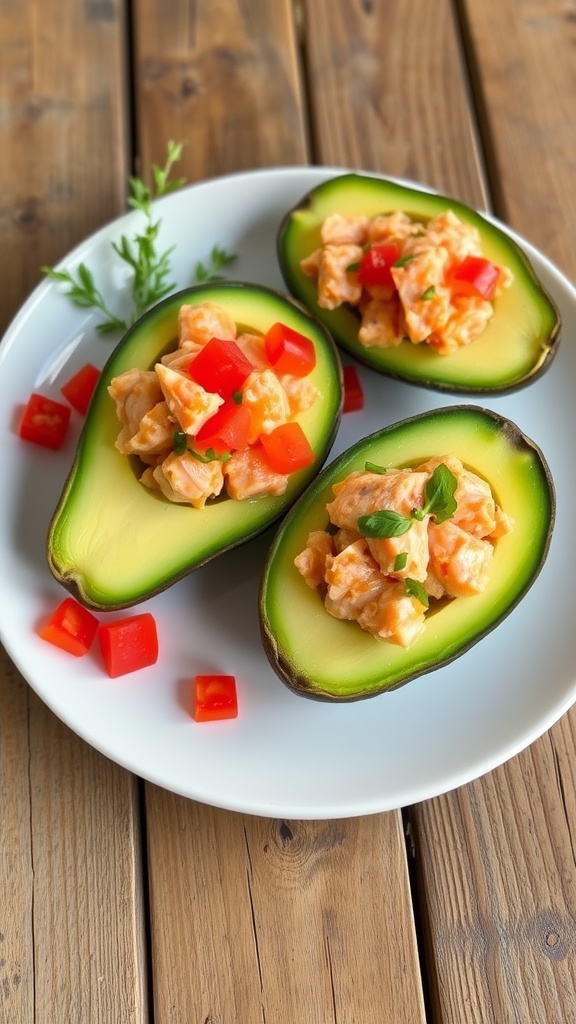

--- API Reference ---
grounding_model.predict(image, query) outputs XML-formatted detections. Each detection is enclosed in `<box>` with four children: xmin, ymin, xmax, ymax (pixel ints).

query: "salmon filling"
<box><xmin>300</xmin><ymin>210</ymin><xmax>513</xmax><ymax>355</ymax></box>
<box><xmin>108</xmin><ymin>302</ymin><xmax>320</xmax><ymax>508</ymax></box>
<box><xmin>294</xmin><ymin>455</ymin><xmax>514</xmax><ymax>648</ymax></box>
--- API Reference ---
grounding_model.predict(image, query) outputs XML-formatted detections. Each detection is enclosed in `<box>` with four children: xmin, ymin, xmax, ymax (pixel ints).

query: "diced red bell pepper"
<box><xmin>264</xmin><ymin>321</ymin><xmax>316</xmax><ymax>377</ymax></box>
<box><xmin>342</xmin><ymin>365</ymin><xmax>364</xmax><ymax>413</ymax></box>
<box><xmin>38</xmin><ymin>597</ymin><xmax>99</xmax><ymax>657</ymax></box>
<box><xmin>187</xmin><ymin>337</ymin><xmax>254</xmax><ymax>398</ymax></box>
<box><xmin>19</xmin><ymin>393</ymin><xmax>71</xmax><ymax>450</ymax></box>
<box><xmin>447</xmin><ymin>255</ymin><xmax>500</xmax><ymax>301</ymax></box>
<box><xmin>192</xmin><ymin>674</ymin><xmax>238</xmax><ymax>722</ymax></box>
<box><xmin>61</xmin><ymin>363</ymin><xmax>100</xmax><ymax>415</ymax></box>
<box><xmin>260</xmin><ymin>421</ymin><xmax>315</xmax><ymax>475</ymax></box>
<box><xmin>357</xmin><ymin>243</ymin><xmax>401</xmax><ymax>289</ymax></box>
<box><xmin>195</xmin><ymin>401</ymin><xmax>251</xmax><ymax>455</ymax></box>
<box><xmin>98</xmin><ymin>612</ymin><xmax>158</xmax><ymax>678</ymax></box>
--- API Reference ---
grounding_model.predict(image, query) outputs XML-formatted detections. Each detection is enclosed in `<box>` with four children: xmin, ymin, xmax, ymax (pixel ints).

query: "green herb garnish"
<box><xmin>194</xmin><ymin>244</ymin><xmax>237</xmax><ymax>283</ymax></box>
<box><xmin>420</xmin><ymin>285</ymin><xmax>436</xmax><ymax>300</ymax></box>
<box><xmin>357</xmin><ymin>510</ymin><xmax>413</xmax><ymax>538</ymax></box>
<box><xmin>412</xmin><ymin>464</ymin><xmax>457</xmax><ymax>524</ymax></box>
<box><xmin>346</xmin><ymin>261</ymin><xmax>361</xmax><ymax>273</ymax></box>
<box><xmin>42</xmin><ymin>141</ymin><xmax>236</xmax><ymax>334</ymax></box>
<box><xmin>364</xmin><ymin>461</ymin><xmax>387</xmax><ymax>474</ymax></box>
<box><xmin>393</xmin><ymin>253</ymin><xmax>416</xmax><ymax>268</ymax></box>
<box><xmin>405</xmin><ymin>578</ymin><xmax>429</xmax><ymax>608</ymax></box>
<box><xmin>172</xmin><ymin>430</ymin><xmax>230</xmax><ymax>463</ymax></box>
<box><xmin>394</xmin><ymin>552</ymin><xmax>408</xmax><ymax>572</ymax></box>
<box><xmin>357</xmin><ymin>465</ymin><xmax>458</xmax><ymax>538</ymax></box>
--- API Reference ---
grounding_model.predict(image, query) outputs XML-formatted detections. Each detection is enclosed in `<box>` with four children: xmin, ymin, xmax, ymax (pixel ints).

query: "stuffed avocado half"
<box><xmin>277</xmin><ymin>173</ymin><xmax>560</xmax><ymax>394</ymax></box>
<box><xmin>48</xmin><ymin>282</ymin><xmax>343</xmax><ymax>611</ymax></box>
<box><xmin>259</xmin><ymin>406</ymin><xmax>555</xmax><ymax>702</ymax></box>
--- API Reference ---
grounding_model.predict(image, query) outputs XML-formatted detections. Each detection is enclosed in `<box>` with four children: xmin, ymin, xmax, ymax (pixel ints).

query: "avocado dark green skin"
<box><xmin>277</xmin><ymin>173</ymin><xmax>561</xmax><ymax>395</ymax></box>
<box><xmin>48</xmin><ymin>282</ymin><xmax>343</xmax><ymax>611</ymax></box>
<box><xmin>259</xmin><ymin>405</ymin><xmax>555</xmax><ymax>702</ymax></box>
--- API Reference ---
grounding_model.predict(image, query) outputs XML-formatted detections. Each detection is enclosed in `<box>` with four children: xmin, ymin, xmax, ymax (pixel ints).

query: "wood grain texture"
<box><xmin>145</xmin><ymin>791</ymin><xmax>426</xmax><ymax>1024</ymax></box>
<box><xmin>132</xmin><ymin>0</ymin><xmax>308</xmax><ymax>181</ymax></box>
<box><xmin>411</xmin><ymin>5</ymin><xmax>576</xmax><ymax>1020</ymax></box>
<box><xmin>0</xmin><ymin>661</ymin><xmax>148</xmax><ymax>1024</ymax></box>
<box><xmin>0</xmin><ymin>0</ymin><xmax>129</xmax><ymax>334</ymax></box>
<box><xmin>458</xmin><ymin>0</ymin><xmax>576</xmax><ymax>277</ymax></box>
<box><xmin>301</xmin><ymin>0</ymin><xmax>487</xmax><ymax>205</ymax></box>
<box><xmin>134</xmin><ymin>3</ymin><xmax>426</xmax><ymax>1021</ymax></box>
<box><xmin>0</xmin><ymin>2</ymin><xmax>148</xmax><ymax>1022</ymax></box>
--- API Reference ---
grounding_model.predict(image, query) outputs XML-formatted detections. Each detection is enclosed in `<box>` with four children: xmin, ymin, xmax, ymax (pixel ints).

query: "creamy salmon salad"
<box><xmin>294</xmin><ymin>455</ymin><xmax>514</xmax><ymax>648</ymax></box>
<box><xmin>300</xmin><ymin>210</ymin><xmax>513</xmax><ymax>355</ymax></box>
<box><xmin>108</xmin><ymin>302</ymin><xmax>320</xmax><ymax>508</ymax></box>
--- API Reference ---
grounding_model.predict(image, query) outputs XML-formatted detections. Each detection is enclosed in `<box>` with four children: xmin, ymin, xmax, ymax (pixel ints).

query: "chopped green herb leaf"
<box><xmin>232</xmin><ymin>390</ymin><xmax>243</xmax><ymax>405</ymax></box>
<box><xmin>394</xmin><ymin>552</ymin><xmax>408</xmax><ymax>572</ymax></box>
<box><xmin>420</xmin><ymin>285</ymin><xmax>436</xmax><ymax>300</ymax></box>
<box><xmin>346</xmin><ymin>261</ymin><xmax>361</xmax><ymax>273</ymax></box>
<box><xmin>412</xmin><ymin>463</ymin><xmax>457</xmax><ymax>524</ymax></box>
<box><xmin>405</xmin><ymin>578</ymin><xmax>429</xmax><ymax>608</ymax></box>
<box><xmin>172</xmin><ymin>430</ymin><xmax>231</xmax><ymax>463</ymax></box>
<box><xmin>393</xmin><ymin>253</ymin><xmax>416</xmax><ymax>268</ymax></box>
<box><xmin>358</xmin><ymin>509</ymin><xmax>413</xmax><ymax>539</ymax></box>
<box><xmin>194</xmin><ymin>245</ymin><xmax>237</xmax><ymax>283</ymax></box>
<box><xmin>364</xmin><ymin>461</ymin><xmax>387</xmax><ymax>474</ymax></box>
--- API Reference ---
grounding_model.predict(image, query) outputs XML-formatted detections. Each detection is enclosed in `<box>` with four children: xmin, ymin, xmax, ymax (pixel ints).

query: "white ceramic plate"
<box><xmin>0</xmin><ymin>167</ymin><xmax>574</xmax><ymax>819</ymax></box>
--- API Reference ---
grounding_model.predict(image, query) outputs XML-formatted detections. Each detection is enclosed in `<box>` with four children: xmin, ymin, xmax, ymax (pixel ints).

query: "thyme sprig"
<box><xmin>42</xmin><ymin>141</ymin><xmax>236</xmax><ymax>334</ymax></box>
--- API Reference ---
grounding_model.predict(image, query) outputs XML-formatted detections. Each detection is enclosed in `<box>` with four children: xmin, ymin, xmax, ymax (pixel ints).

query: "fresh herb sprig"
<box><xmin>172</xmin><ymin>430</ymin><xmax>230</xmax><ymax>463</ymax></box>
<box><xmin>42</xmin><ymin>141</ymin><xmax>236</xmax><ymax>334</ymax></box>
<box><xmin>357</xmin><ymin>464</ymin><xmax>458</xmax><ymax>540</ymax></box>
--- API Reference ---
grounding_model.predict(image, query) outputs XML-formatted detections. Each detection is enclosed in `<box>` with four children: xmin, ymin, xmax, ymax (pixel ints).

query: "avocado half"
<box><xmin>259</xmin><ymin>405</ymin><xmax>555</xmax><ymax>701</ymax></box>
<box><xmin>48</xmin><ymin>282</ymin><xmax>343</xmax><ymax>611</ymax></box>
<box><xmin>277</xmin><ymin>173</ymin><xmax>561</xmax><ymax>394</ymax></box>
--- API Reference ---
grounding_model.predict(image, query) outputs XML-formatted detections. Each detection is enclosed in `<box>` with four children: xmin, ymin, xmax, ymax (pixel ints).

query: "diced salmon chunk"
<box><xmin>294</xmin><ymin>531</ymin><xmax>336</xmax><ymax>590</ymax></box>
<box><xmin>367</xmin><ymin>515</ymin><xmax>430</xmax><ymax>582</ymax></box>
<box><xmin>357</xmin><ymin>580</ymin><xmax>427</xmax><ymax>648</ymax></box>
<box><xmin>125</xmin><ymin>401</ymin><xmax>175</xmax><ymax>456</ymax></box>
<box><xmin>327</xmin><ymin>468</ymin><xmax>428</xmax><ymax>529</ymax></box>
<box><xmin>320</xmin><ymin>213</ymin><xmax>370</xmax><ymax>246</ymax></box>
<box><xmin>224</xmin><ymin>446</ymin><xmax>288</xmax><ymax>500</ymax></box>
<box><xmin>178</xmin><ymin>302</ymin><xmax>237</xmax><ymax>347</ymax></box>
<box><xmin>317</xmin><ymin>244</ymin><xmax>364</xmax><ymax>309</ymax></box>
<box><xmin>241</xmin><ymin>368</ymin><xmax>290</xmax><ymax>443</ymax></box>
<box><xmin>109</xmin><ymin>369</ymin><xmax>164</xmax><ymax>453</ymax></box>
<box><xmin>156</xmin><ymin>451</ymin><xmax>224</xmax><ymax>509</ymax></box>
<box><xmin>428</xmin><ymin>520</ymin><xmax>493</xmax><ymax>597</ymax></box>
<box><xmin>324</xmin><ymin>540</ymin><xmax>387</xmax><ymax>620</ymax></box>
<box><xmin>155</xmin><ymin>362</ymin><xmax>222</xmax><ymax>435</ymax></box>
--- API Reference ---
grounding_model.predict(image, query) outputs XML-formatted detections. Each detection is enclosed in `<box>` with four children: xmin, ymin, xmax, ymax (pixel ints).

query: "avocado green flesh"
<box><xmin>48</xmin><ymin>283</ymin><xmax>342</xmax><ymax>610</ymax></box>
<box><xmin>259</xmin><ymin>406</ymin><xmax>554</xmax><ymax>701</ymax></box>
<box><xmin>278</xmin><ymin>174</ymin><xmax>561</xmax><ymax>393</ymax></box>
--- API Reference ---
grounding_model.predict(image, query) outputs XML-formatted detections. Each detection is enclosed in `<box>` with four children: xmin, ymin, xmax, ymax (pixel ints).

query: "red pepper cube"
<box><xmin>342</xmin><ymin>365</ymin><xmax>364</xmax><ymax>413</ymax></box>
<box><xmin>192</xmin><ymin>674</ymin><xmax>238</xmax><ymax>722</ymax></box>
<box><xmin>19</xmin><ymin>393</ymin><xmax>72</xmax><ymax>450</ymax></box>
<box><xmin>357</xmin><ymin>243</ymin><xmax>400</xmax><ymax>289</ymax></box>
<box><xmin>259</xmin><ymin>421</ymin><xmax>316</xmax><ymax>476</ymax></box>
<box><xmin>447</xmin><ymin>255</ymin><xmax>500</xmax><ymax>301</ymax></box>
<box><xmin>98</xmin><ymin>613</ymin><xmax>158</xmax><ymax>678</ymax></box>
<box><xmin>187</xmin><ymin>337</ymin><xmax>254</xmax><ymax>398</ymax></box>
<box><xmin>264</xmin><ymin>322</ymin><xmax>316</xmax><ymax>377</ymax></box>
<box><xmin>195</xmin><ymin>401</ymin><xmax>251</xmax><ymax>455</ymax></box>
<box><xmin>61</xmin><ymin>363</ymin><xmax>101</xmax><ymax>415</ymax></box>
<box><xmin>38</xmin><ymin>597</ymin><xmax>99</xmax><ymax>657</ymax></box>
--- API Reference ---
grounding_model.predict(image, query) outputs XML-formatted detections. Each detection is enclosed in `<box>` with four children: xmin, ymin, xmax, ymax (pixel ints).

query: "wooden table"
<box><xmin>2</xmin><ymin>2</ymin><xmax>576</xmax><ymax>1021</ymax></box>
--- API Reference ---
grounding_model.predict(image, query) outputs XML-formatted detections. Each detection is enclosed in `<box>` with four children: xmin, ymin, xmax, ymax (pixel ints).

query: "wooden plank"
<box><xmin>302</xmin><ymin>0</ymin><xmax>487</xmax><ymax>206</ymax></box>
<box><xmin>146</xmin><ymin>790</ymin><xmax>426</xmax><ymax>1024</ymax></box>
<box><xmin>411</xmin><ymin>2</ymin><xmax>576</xmax><ymax>1020</ymax></box>
<box><xmin>0</xmin><ymin>2</ymin><xmax>148</xmax><ymax>1022</ymax></box>
<box><xmin>0</xmin><ymin>0</ymin><xmax>129</xmax><ymax>334</ymax></box>
<box><xmin>132</xmin><ymin>0</ymin><xmax>308</xmax><ymax>179</ymax></box>
<box><xmin>458</xmin><ymin>0</ymin><xmax>576</xmax><ymax>277</ymax></box>
<box><xmin>133</xmin><ymin>2</ymin><xmax>426</xmax><ymax>1021</ymax></box>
